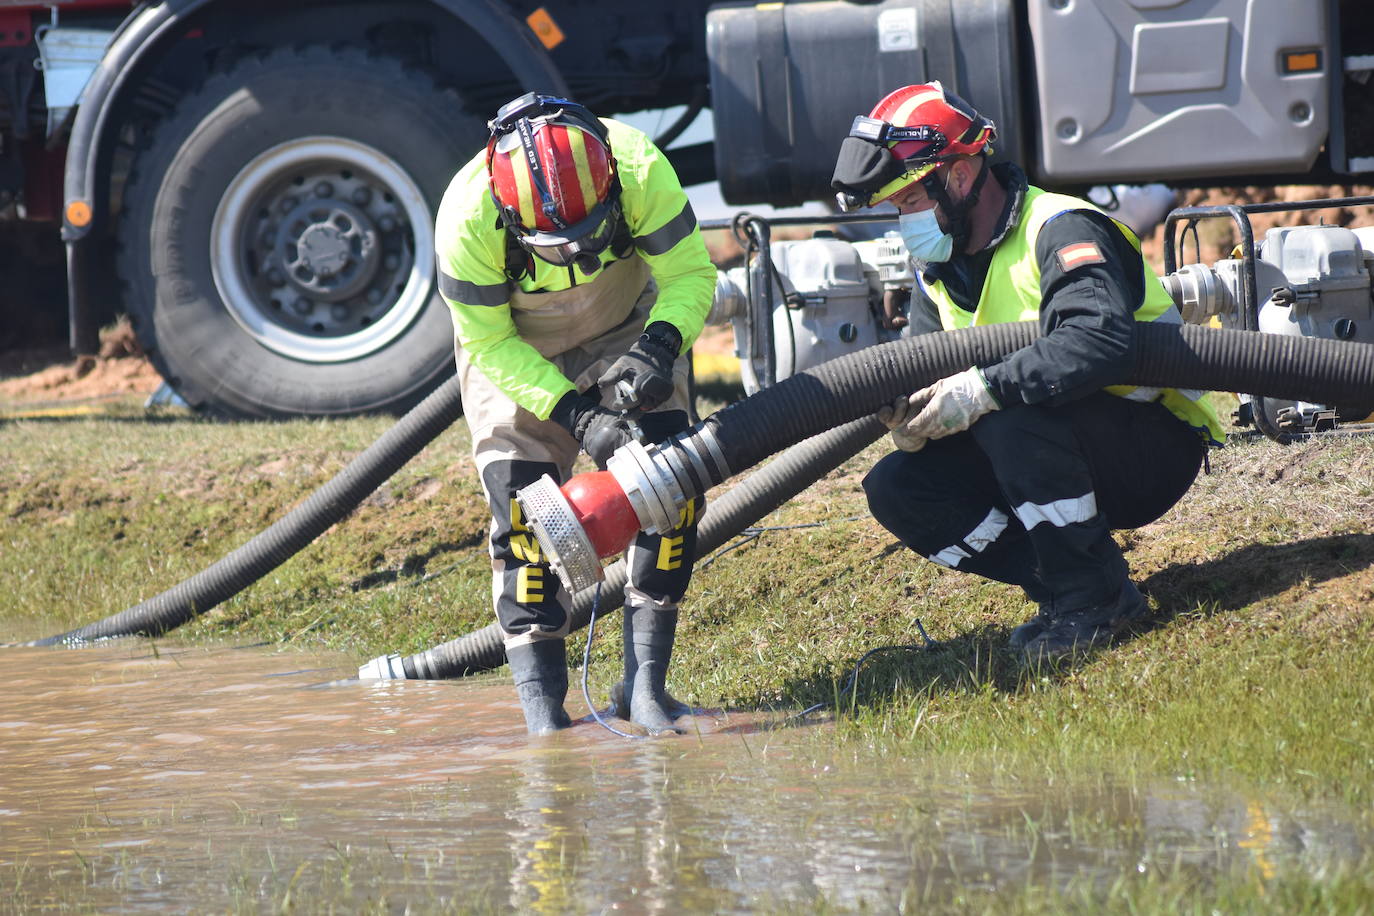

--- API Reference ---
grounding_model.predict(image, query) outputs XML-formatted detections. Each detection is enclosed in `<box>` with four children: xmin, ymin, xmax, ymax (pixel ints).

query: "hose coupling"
<box><xmin>358</xmin><ymin>653</ymin><xmax>407</xmax><ymax>680</ymax></box>
<box><xmin>515</xmin><ymin>428</ymin><xmax>730</xmax><ymax>593</ymax></box>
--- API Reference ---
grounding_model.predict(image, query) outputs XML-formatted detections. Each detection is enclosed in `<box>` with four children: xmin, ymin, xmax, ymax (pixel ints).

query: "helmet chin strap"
<box><xmin>921</xmin><ymin>157</ymin><xmax>989</xmax><ymax>254</ymax></box>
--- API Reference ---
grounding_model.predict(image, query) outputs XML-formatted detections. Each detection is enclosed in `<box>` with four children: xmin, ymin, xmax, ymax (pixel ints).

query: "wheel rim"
<box><xmin>211</xmin><ymin>137</ymin><xmax>435</xmax><ymax>363</ymax></box>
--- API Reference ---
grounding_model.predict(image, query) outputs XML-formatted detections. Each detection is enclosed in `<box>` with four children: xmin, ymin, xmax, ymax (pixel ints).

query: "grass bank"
<box><xmin>3</xmin><ymin>405</ymin><xmax>1373</xmax><ymax>808</ymax></box>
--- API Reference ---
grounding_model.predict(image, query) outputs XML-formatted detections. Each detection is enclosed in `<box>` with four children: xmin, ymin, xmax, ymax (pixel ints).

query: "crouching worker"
<box><xmin>831</xmin><ymin>83</ymin><xmax>1224</xmax><ymax>663</ymax></box>
<box><xmin>435</xmin><ymin>94</ymin><xmax>714</xmax><ymax>733</ymax></box>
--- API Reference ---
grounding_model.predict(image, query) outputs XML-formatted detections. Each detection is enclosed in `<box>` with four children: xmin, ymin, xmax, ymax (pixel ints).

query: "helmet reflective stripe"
<box><xmin>565</xmin><ymin>126</ymin><xmax>599</xmax><ymax>219</ymax></box>
<box><xmin>502</xmin><ymin>133</ymin><xmax>539</xmax><ymax>229</ymax></box>
<box><xmin>886</xmin><ymin>86</ymin><xmax>945</xmax><ymax>131</ymax></box>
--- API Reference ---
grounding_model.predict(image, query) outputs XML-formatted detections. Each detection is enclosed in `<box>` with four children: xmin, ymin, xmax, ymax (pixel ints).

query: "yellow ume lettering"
<box><xmin>656</xmin><ymin>535</ymin><xmax>684</xmax><ymax>570</ymax></box>
<box><xmin>516</xmin><ymin>566</ymin><xmax>544</xmax><ymax>604</ymax></box>
<box><xmin>510</xmin><ymin>532</ymin><xmax>542</xmax><ymax>563</ymax></box>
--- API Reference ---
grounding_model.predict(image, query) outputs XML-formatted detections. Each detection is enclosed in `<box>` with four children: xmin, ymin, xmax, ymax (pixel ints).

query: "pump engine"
<box><xmin>708</xmin><ymin>219</ymin><xmax>916</xmax><ymax>396</ymax></box>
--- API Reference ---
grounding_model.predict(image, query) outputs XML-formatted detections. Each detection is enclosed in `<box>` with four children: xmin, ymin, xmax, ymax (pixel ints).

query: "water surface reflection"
<box><xmin>0</xmin><ymin>643</ymin><xmax>1365</xmax><ymax>911</ymax></box>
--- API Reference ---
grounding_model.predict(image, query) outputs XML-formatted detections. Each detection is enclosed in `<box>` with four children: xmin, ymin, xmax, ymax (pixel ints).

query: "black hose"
<box><xmin>33</xmin><ymin>322</ymin><xmax>1374</xmax><ymax>651</ymax></box>
<box><xmin>390</xmin><ymin>415</ymin><xmax>885</xmax><ymax>678</ymax></box>
<box><xmin>29</xmin><ymin>374</ymin><xmax>467</xmax><ymax>646</ymax></box>
<box><xmin>412</xmin><ymin>322</ymin><xmax>1374</xmax><ymax>678</ymax></box>
<box><xmin>678</xmin><ymin>322</ymin><xmax>1374</xmax><ymax>489</ymax></box>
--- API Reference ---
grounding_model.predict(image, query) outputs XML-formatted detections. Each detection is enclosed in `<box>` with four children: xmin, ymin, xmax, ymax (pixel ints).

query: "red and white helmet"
<box><xmin>832</xmin><ymin>81</ymin><xmax>996</xmax><ymax>209</ymax></box>
<box><xmin>486</xmin><ymin>93</ymin><xmax>620</xmax><ymax>266</ymax></box>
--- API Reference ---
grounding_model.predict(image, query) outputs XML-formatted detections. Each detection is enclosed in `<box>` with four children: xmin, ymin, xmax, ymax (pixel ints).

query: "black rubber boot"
<box><xmin>622</xmin><ymin>602</ymin><xmax>685</xmax><ymax>735</ymax></box>
<box><xmin>1012</xmin><ymin>551</ymin><xmax>1132</xmax><ymax>653</ymax></box>
<box><xmin>506</xmin><ymin>640</ymin><xmax>573</xmax><ymax>736</ymax></box>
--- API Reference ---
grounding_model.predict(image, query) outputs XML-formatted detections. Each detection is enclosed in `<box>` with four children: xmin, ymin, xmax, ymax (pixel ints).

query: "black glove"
<box><xmin>549</xmin><ymin>391</ymin><xmax>637</xmax><ymax>469</ymax></box>
<box><xmin>596</xmin><ymin>321</ymin><xmax>682</xmax><ymax>413</ymax></box>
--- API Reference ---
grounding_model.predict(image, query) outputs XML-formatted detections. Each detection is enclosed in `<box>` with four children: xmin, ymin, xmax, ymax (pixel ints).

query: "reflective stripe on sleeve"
<box><xmin>633</xmin><ymin>201</ymin><xmax>698</xmax><ymax>256</ymax></box>
<box><xmin>438</xmin><ymin>269</ymin><xmax>508</xmax><ymax>307</ymax></box>
<box><xmin>1013</xmin><ymin>493</ymin><xmax>1098</xmax><ymax>530</ymax></box>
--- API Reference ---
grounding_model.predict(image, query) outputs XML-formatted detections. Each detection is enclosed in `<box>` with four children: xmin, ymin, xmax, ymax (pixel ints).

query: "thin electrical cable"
<box><xmin>696</xmin><ymin>530</ymin><xmax>762</xmax><ymax>569</ymax></box>
<box><xmin>698</xmin><ymin>517</ymin><xmax>867</xmax><ymax>569</ymax></box>
<box><xmin>580</xmin><ymin>582</ymin><xmax>645</xmax><ymax>740</ymax></box>
<box><xmin>791</xmin><ymin>619</ymin><xmax>941</xmax><ymax>721</ymax></box>
<box><xmin>770</xmin><ymin>258</ymin><xmax>798</xmax><ymax>377</ymax></box>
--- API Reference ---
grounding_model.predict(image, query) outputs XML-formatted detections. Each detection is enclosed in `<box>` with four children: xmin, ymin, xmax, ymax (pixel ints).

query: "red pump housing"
<box><xmin>560</xmin><ymin>471</ymin><xmax>640</xmax><ymax>558</ymax></box>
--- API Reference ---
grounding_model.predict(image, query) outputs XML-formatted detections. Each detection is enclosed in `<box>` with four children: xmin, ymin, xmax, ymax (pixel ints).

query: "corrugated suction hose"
<box><xmin>28</xmin><ymin>322</ymin><xmax>1374</xmax><ymax>654</ymax></box>
<box><xmin>28</xmin><ymin>375</ymin><xmax>467</xmax><ymax>646</ymax></box>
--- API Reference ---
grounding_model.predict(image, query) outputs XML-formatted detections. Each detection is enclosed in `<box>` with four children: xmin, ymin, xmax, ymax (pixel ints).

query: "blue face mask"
<box><xmin>898</xmin><ymin>208</ymin><xmax>953</xmax><ymax>264</ymax></box>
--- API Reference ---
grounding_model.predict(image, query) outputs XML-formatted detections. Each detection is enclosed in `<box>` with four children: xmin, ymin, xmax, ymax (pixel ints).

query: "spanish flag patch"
<box><xmin>1056</xmin><ymin>241</ymin><xmax>1106</xmax><ymax>272</ymax></box>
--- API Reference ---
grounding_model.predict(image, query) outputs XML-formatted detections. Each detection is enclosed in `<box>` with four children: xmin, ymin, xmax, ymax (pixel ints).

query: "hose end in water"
<box><xmin>358</xmin><ymin>653</ymin><xmax>407</xmax><ymax>680</ymax></box>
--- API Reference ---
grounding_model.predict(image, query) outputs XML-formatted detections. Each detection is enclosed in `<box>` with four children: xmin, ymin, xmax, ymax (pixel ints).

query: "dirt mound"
<box><xmin>0</xmin><ymin>318</ymin><xmax>161</xmax><ymax>406</ymax></box>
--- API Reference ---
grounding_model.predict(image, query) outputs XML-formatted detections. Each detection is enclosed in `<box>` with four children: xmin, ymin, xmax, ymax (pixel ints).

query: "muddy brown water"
<box><xmin>0</xmin><ymin>642</ymin><xmax>1367</xmax><ymax>912</ymax></box>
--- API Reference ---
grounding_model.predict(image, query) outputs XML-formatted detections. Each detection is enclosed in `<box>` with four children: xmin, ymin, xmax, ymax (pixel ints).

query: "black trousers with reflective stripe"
<box><xmin>863</xmin><ymin>393</ymin><xmax>1205</xmax><ymax>612</ymax></box>
<box><xmin>482</xmin><ymin>410</ymin><xmax>702</xmax><ymax>639</ymax></box>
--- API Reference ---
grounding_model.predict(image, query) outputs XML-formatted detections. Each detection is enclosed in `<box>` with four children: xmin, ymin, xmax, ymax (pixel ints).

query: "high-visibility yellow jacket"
<box><xmin>917</xmin><ymin>184</ymin><xmax>1225</xmax><ymax>445</ymax></box>
<box><xmin>435</xmin><ymin>118</ymin><xmax>715</xmax><ymax>419</ymax></box>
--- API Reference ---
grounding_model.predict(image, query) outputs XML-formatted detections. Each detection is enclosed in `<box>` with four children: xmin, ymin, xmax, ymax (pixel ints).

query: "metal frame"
<box><xmin>699</xmin><ymin>210</ymin><xmax>896</xmax><ymax>389</ymax></box>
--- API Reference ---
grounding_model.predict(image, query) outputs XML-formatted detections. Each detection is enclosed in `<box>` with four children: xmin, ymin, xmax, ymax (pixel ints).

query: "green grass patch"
<box><xmin>4</xmin><ymin>415</ymin><xmax>1374</xmax><ymax>818</ymax></box>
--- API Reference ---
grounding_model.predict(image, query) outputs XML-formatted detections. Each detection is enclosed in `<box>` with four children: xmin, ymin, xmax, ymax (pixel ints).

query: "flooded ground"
<box><xmin>0</xmin><ymin>641</ymin><xmax>1368</xmax><ymax>913</ymax></box>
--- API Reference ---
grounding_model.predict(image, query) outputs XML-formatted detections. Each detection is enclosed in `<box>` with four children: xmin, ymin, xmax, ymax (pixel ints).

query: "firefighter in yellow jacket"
<box><xmin>435</xmin><ymin>94</ymin><xmax>714</xmax><ymax>733</ymax></box>
<box><xmin>832</xmin><ymin>83</ymin><xmax>1224</xmax><ymax>663</ymax></box>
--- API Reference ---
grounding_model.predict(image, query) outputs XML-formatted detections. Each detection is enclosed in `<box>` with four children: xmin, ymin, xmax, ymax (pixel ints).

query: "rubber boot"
<box><xmin>506</xmin><ymin>640</ymin><xmax>572</xmax><ymax>736</ymax></box>
<box><xmin>607</xmin><ymin>679</ymin><xmax>690</xmax><ymax>721</ymax></box>
<box><xmin>622</xmin><ymin>602</ymin><xmax>684</xmax><ymax>735</ymax></box>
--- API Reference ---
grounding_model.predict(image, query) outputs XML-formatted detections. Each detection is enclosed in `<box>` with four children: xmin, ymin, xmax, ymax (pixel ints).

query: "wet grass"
<box><xmin>3</xmin><ymin>405</ymin><xmax>1374</xmax><ymax>911</ymax></box>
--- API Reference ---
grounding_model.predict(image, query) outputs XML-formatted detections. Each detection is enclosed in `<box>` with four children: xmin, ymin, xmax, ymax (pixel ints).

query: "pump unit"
<box><xmin>1161</xmin><ymin>198</ymin><xmax>1374</xmax><ymax>437</ymax></box>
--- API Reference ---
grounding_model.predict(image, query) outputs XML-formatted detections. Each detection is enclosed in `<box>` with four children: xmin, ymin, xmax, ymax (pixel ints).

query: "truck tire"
<box><xmin>118</xmin><ymin>45</ymin><xmax>482</xmax><ymax>418</ymax></box>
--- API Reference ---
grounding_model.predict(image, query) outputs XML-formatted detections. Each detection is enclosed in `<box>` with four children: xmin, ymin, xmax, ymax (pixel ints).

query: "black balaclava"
<box><xmin>920</xmin><ymin>156</ymin><xmax>990</xmax><ymax>255</ymax></box>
